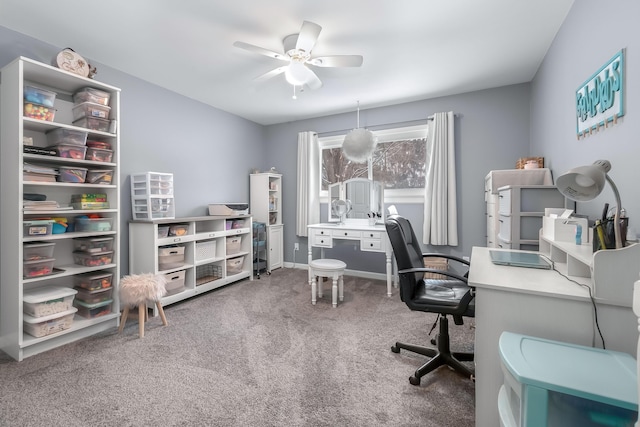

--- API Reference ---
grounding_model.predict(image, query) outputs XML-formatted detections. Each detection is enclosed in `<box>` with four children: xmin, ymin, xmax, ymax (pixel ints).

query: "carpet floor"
<box><xmin>0</xmin><ymin>268</ymin><xmax>475</xmax><ymax>426</ymax></box>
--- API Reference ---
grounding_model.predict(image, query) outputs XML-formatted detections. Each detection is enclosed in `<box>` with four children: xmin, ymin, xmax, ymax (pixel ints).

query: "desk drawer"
<box><xmin>311</xmin><ymin>234</ymin><xmax>333</xmax><ymax>248</ymax></box>
<box><xmin>332</xmin><ymin>229</ymin><xmax>361</xmax><ymax>238</ymax></box>
<box><xmin>362</xmin><ymin>231</ymin><xmax>383</xmax><ymax>240</ymax></box>
<box><xmin>361</xmin><ymin>239</ymin><xmax>383</xmax><ymax>252</ymax></box>
<box><xmin>312</xmin><ymin>228</ymin><xmax>332</xmax><ymax>237</ymax></box>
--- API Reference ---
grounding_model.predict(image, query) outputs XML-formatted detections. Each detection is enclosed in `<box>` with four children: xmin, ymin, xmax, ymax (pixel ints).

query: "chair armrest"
<box><xmin>421</xmin><ymin>253</ymin><xmax>470</xmax><ymax>267</ymax></box>
<box><xmin>398</xmin><ymin>267</ymin><xmax>468</xmax><ymax>283</ymax></box>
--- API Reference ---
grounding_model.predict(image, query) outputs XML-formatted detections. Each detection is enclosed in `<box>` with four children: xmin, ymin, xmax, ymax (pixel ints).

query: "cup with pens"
<box><xmin>593</xmin><ymin>203</ymin><xmax>628</xmax><ymax>251</ymax></box>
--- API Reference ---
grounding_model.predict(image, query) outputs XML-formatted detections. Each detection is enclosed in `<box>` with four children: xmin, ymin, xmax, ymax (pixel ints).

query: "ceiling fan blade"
<box><xmin>304</xmin><ymin>68</ymin><xmax>323</xmax><ymax>90</ymax></box>
<box><xmin>308</xmin><ymin>55</ymin><xmax>364</xmax><ymax>68</ymax></box>
<box><xmin>296</xmin><ymin>21</ymin><xmax>322</xmax><ymax>53</ymax></box>
<box><xmin>233</xmin><ymin>41</ymin><xmax>288</xmax><ymax>61</ymax></box>
<box><xmin>254</xmin><ymin>66</ymin><xmax>288</xmax><ymax>84</ymax></box>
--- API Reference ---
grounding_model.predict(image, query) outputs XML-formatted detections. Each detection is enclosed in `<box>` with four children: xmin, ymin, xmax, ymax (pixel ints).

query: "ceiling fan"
<box><xmin>233</xmin><ymin>20</ymin><xmax>363</xmax><ymax>90</ymax></box>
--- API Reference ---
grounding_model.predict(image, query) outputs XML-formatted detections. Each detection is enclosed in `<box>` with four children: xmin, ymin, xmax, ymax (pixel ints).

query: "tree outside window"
<box><xmin>321</xmin><ymin>127</ymin><xmax>426</xmax><ymax>193</ymax></box>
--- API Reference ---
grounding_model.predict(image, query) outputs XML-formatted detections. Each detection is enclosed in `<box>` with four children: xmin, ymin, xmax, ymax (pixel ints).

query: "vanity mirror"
<box><xmin>328</xmin><ymin>178</ymin><xmax>384</xmax><ymax>223</ymax></box>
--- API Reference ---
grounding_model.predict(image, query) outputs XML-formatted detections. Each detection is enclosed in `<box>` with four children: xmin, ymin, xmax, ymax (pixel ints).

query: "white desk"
<box><xmin>307</xmin><ymin>222</ymin><xmax>395</xmax><ymax>296</ymax></box>
<box><xmin>469</xmin><ymin>246</ymin><xmax>637</xmax><ymax>427</ymax></box>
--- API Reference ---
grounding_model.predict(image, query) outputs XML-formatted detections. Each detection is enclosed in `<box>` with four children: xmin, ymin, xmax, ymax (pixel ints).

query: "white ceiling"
<box><xmin>0</xmin><ymin>0</ymin><xmax>574</xmax><ymax>126</ymax></box>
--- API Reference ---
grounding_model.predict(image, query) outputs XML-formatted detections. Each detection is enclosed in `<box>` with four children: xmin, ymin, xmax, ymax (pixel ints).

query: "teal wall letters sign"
<box><xmin>575</xmin><ymin>49</ymin><xmax>624</xmax><ymax>138</ymax></box>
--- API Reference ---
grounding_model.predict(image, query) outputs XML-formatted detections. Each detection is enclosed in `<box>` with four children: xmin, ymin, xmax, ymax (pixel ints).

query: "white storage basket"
<box><xmin>196</xmin><ymin>240</ymin><xmax>217</xmax><ymax>262</ymax></box>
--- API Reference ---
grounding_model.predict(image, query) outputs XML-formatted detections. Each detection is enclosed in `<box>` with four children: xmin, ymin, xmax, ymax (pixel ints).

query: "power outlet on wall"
<box><xmin>294</xmin><ymin>243</ymin><xmax>299</xmax><ymax>251</ymax></box>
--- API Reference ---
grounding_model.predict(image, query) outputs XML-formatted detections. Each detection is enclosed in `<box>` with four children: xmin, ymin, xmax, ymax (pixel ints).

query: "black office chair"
<box><xmin>385</xmin><ymin>215</ymin><xmax>475</xmax><ymax>385</ymax></box>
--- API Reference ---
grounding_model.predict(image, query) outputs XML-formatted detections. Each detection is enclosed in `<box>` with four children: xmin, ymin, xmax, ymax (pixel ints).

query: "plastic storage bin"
<box><xmin>73</xmin><ymin>87</ymin><xmax>111</xmax><ymax>106</ymax></box>
<box><xmin>23</xmin><ymin>308</ymin><xmax>77</xmax><ymax>337</ymax></box>
<box><xmin>87</xmin><ymin>140</ymin><xmax>111</xmax><ymax>150</ymax></box>
<box><xmin>23</xmin><ymin>242</ymin><xmax>55</xmax><ymax>261</ymax></box>
<box><xmin>85</xmin><ymin>147</ymin><xmax>113</xmax><ymax>162</ymax></box>
<box><xmin>23</xmin><ymin>220</ymin><xmax>54</xmax><ymax>237</ymax></box>
<box><xmin>226</xmin><ymin>236</ymin><xmax>242</xmax><ymax>255</ymax></box>
<box><xmin>23</xmin><ymin>258</ymin><xmax>55</xmax><ymax>278</ymax></box>
<box><xmin>73</xmin><ymin>272</ymin><xmax>113</xmax><ymax>291</ymax></box>
<box><xmin>164</xmin><ymin>270</ymin><xmax>186</xmax><ymax>295</ymax></box>
<box><xmin>58</xmin><ymin>166</ymin><xmax>88</xmax><ymax>183</ymax></box>
<box><xmin>73</xmin><ymin>117</ymin><xmax>110</xmax><ymax>132</ymax></box>
<box><xmin>23</xmin><ymin>286</ymin><xmax>77</xmax><ymax>317</ymax></box>
<box><xmin>226</xmin><ymin>256</ymin><xmax>245</xmax><ymax>275</ymax></box>
<box><xmin>498</xmin><ymin>331</ymin><xmax>638</xmax><ymax>427</ymax></box>
<box><xmin>72</xmin><ymin>101</ymin><xmax>111</xmax><ymax>120</ymax></box>
<box><xmin>86</xmin><ymin>169</ymin><xmax>113</xmax><ymax>184</ymax></box>
<box><xmin>23</xmin><ymin>102</ymin><xmax>56</xmax><ymax>121</ymax></box>
<box><xmin>73</xmin><ymin>251</ymin><xmax>114</xmax><ymax>267</ymax></box>
<box><xmin>74</xmin><ymin>286</ymin><xmax>113</xmax><ymax>304</ymax></box>
<box><xmin>24</xmin><ymin>85</ymin><xmax>57</xmax><ymax>107</ymax></box>
<box><xmin>52</xmin><ymin>143</ymin><xmax>87</xmax><ymax>160</ymax></box>
<box><xmin>74</xmin><ymin>299</ymin><xmax>113</xmax><ymax>319</ymax></box>
<box><xmin>46</xmin><ymin>128</ymin><xmax>88</xmax><ymax>146</ymax></box>
<box><xmin>131</xmin><ymin>198</ymin><xmax>175</xmax><ymax>220</ymax></box>
<box><xmin>73</xmin><ymin>236</ymin><xmax>114</xmax><ymax>253</ymax></box>
<box><xmin>158</xmin><ymin>226</ymin><xmax>170</xmax><ymax>239</ymax></box>
<box><xmin>158</xmin><ymin>245</ymin><xmax>185</xmax><ymax>270</ymax></box>
<box><xmin>169</xmin><ymin>224</ymin><xmax>188</xmax><ymax>236</ymax></box>
<box><xmin>74</xmin><ymin>217</ymin><xmax>113</xmax><ymax>232</ymax></box>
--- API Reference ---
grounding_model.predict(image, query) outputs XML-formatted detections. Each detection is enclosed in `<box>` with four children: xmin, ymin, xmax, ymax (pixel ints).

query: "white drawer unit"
<box><xmin>332</xmin><ymin>229</ymin><xmax>361</xmax><ymax>239</ymax></box>
<box><xmin>494</xmin><ymin>185</ymin><xmax>565</xmax><ymax>250</ymax></box>
<box><xmin>484</xmin><ymin>169</ymin><xmax>556</xmax><ymax>249</ymax></box>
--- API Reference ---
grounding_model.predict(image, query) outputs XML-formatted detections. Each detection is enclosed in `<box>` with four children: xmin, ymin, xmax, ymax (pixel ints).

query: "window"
<box><xmin>319</xmin><ymin>125</ymin><xmax>427</xmax><ymax>203</ymax></box>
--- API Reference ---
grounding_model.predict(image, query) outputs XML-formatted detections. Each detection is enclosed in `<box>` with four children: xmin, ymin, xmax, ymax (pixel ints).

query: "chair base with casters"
<box><xmin>309</xmin><ymin>258</ymin><xmax>346</xmax><ymax>307</ymax></box>
<box><xmin>391</xmin><ymin>314</ymin><xmax>474</xmax><ymax>385</ymax></box>
<box><xmin>118</xmin><ymin>273</ymin><xmax>168</xmax><ymax>338</ymax></box>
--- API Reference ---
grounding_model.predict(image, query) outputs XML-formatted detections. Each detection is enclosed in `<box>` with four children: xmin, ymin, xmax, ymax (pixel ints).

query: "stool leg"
<box><xmin>118</xmin><ymin>306</ymin><xmax>129</xmax><ymax>333</ymax></box>
<box><xmin>317</xmin><ymin>276</ymin><xmax>323</xmax><ymax>298</ymax></box>
<box><xmin>311</xmin><ymin>275</ymin><xmax>317</xmax><ymax>305</ymax></box>
<box><xmin>138</xmin><ymin>304</ymin><xmax>145</xmax><ymax>338</ymax></box>
<box><xmin>332</xmin><ymin>276</ymin><xmax>338</xmax><ymax>308</ymax></box>
<box><xmin>339</xmin><ymin>275</ymin><xmax>344</xmax><ymax>302</ymax></box>
<box><xmin>156</xmin><ymin>301</ymin><xmax>168</xmax><ymax>326</ymax></box>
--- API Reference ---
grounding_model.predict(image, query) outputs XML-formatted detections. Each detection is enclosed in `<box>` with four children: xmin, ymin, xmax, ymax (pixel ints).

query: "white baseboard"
<box><xmin>283</xmin><ymin>262</ymin><xmax>387</xmax><ymax>282</ymax></box>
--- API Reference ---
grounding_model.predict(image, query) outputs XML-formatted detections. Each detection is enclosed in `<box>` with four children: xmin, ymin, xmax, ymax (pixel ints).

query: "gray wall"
<box><xmin>531</xmin><ymin>0</ymin><xmax>639</xmax><ymax>229</ymax></box>
<box><xmin>0</xmin><ymin>26</ymin><xmax>266</xmax><ymax>273</ymax></box>
<box><xmin>6</xmin><ymin>0</ymin><xmax>636</xmax><ymax>276</ymax></box>
<box><xmin>264</xmin><ymin>85</ymin><xmax>531</xmax><ymax>270</ymax></box>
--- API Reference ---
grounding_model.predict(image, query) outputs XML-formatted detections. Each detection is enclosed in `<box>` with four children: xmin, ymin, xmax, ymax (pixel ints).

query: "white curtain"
<box><xmin>296</xmin><ymin>131</ymin><xmax>320</xmax><ymax>236</ymax></box>
<box><xmin>423</xmin><ymin>112</ymin><xmax>458</xmax><ymax>246</ymax></box>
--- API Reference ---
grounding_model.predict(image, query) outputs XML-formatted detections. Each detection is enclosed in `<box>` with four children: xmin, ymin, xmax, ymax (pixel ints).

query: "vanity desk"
<box><xmin>307</xmin><ymin>222</ymin><xmax>395</xmax><ymax>296</ymax></box>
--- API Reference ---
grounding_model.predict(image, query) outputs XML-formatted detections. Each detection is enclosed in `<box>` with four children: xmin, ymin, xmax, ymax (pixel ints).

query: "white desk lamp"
<box><xmin>555</xmin><ymin>160</ymin><xmax>623</xmax><ymax>249</ymax></box>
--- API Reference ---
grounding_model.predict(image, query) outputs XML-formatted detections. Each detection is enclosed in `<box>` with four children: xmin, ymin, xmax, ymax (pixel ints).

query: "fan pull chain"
<box><xmin>292</xmin><ymin>85</ymin><xmax>297</xmax><ymax>100</ymax></box>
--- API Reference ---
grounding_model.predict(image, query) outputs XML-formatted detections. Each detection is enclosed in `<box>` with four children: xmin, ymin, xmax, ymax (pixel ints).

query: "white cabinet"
<box><xmin>495</xmin><ymin>185</ymin><xmax>565</xmax><ymax>250</ymax></box>
<box><xmin>0</xmin><ymin>57</ymin><xmax>121</xmax><ymax>361</ymax></box>
<box><xmin>129</xmin><ymin>215</ymin><xmax>253</xmax><ymax>316</ymax></box>
<box><xmin>250</xmin><ymin>173</ymin><xmax>283</xmax><ymax>272</ymax></box>
<box><xmin>268</xmin><ymin>225</ymin><xmax>283</xmax><ymax>271</ymax></box>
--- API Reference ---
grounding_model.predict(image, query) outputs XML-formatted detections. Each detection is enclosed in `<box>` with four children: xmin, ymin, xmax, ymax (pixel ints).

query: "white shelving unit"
<box><xmin>249</xmin><ymin>173</ymin><xmax>283</xmax><ymax>272</ymax></box>
<box><xmin>128</xmin><ymin>215</ymin><xmax>253</xmax><ymax>316</ymax></box>
<box><xmin>496</xmin><ymin>185</ymin><xmax>565</xmax><ymax>250</ymax></box>
<box><xmin>539</xmin><ymin>236</ymin><xmax>640</xmax><ymax>306</ymax></box>
<box><xmin>0</xmin><ymin>57</ymin><xmax>121</xmax><ymax>361</ymax></box>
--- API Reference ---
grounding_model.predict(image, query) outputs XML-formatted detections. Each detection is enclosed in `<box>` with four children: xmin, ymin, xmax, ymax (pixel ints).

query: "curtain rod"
<box><xmin>317</xmin><ymin>114</ymin><xmax>458</xmax><ymax>137</ymax></box>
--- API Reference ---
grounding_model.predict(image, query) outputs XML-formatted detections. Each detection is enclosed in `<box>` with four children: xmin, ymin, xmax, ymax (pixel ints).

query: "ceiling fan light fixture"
<box><xmin>285</xmin><ymin>61</ymin><xmax>309</xmax><ymax>86</ymax></box>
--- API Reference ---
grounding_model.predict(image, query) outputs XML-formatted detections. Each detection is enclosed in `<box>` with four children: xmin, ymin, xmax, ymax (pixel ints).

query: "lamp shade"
<box><xmin>342</xmin><ymin>128</ymin><xmax>377</xmax><ymax>163</ymax></box>
<box><xmin>555</xmin><ymin>160</ymin><xmax>611</xmax><ymax>201</ymax></box>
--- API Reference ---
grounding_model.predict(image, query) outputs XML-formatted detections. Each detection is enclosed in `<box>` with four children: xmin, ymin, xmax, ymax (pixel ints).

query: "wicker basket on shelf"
<box><xmin>424</xmin><ymin>257</ymin><xmax>449</xmax><ymax>279</ymax></box>
<box><xmin>516</xmin><ymin>157</ymin><xmax>544</xmax><ymax>169</ymax></box>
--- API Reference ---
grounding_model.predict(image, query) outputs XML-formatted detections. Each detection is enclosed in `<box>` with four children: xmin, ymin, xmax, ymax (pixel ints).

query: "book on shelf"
<box><xmin>23</xmin><ymin>162</ymin><xmax>57</xmax><ymax>175</ymax></box>
<box><xmin>23</xmin><ymin>146</ymin><xmax>56</xmax><ymax>156</ymax></box>
<box><xmin>70</xmin><ymin>193</ymin><xmax>108</xmax><ymax>202</ymax></box>
<box><xmin>23</xmin><ymin>172</ymin><xmax>56</xmax><ymax>182</ymax></box>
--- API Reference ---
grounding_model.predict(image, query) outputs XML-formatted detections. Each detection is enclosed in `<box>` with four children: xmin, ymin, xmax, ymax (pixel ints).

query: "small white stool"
<box><xmin>309</xmin><ymin>259</ymin><xmax>347</xmax><ymax>308</ymax></box>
